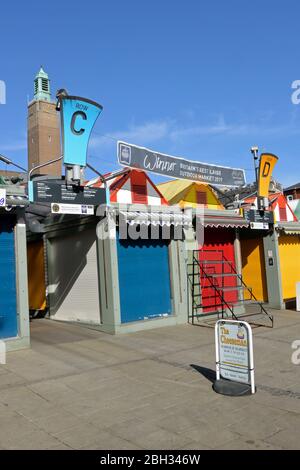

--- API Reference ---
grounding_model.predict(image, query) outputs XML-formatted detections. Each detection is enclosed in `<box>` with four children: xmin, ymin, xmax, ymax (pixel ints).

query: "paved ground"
<box><xmin>1</xmin><ymin>309</ymin><xmax>300</xmax><ymax>450</ymax></box>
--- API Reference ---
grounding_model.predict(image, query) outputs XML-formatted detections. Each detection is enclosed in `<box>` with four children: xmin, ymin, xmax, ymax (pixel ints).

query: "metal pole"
<box><xmin>28</xmin><ymin>156</ymin><xmax>63</xmax><ymax>180</ymax></box>
<box><xmin>250</xmin><ymin>146</ymin><xmax>259</xmax><ymax>189</ymax></box>
<box><xmin>0</xmin><ymin>154</ymin><xmax>27</xmax><ymax>173</ymax></box>
<box><xmin>86</xmin><ymin>163</ymin><xmax>110</xmax><ymax>207</ymax></box>
<box><xmin>215</xmin><ymin>321</ymin><xmax>221</xmax><ymax>381</ymax></box>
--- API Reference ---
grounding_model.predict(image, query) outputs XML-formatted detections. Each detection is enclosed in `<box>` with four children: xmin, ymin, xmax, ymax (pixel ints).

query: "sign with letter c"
<box><xmin>60</xmin><ymin>96</ymin><xmax>103</xmax><ymax>167</ymax></box>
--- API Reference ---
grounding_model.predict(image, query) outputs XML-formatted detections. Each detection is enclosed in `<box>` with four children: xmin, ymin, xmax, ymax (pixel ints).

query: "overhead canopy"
<box><xmin>277</xmin><ymin>221</ymin><xmax>300</xmax><ymax>235</ymax></box>
<box><xmin>198</xmin><ymin>209</ymin><xmax>249</xmax><ymax>228</ymax></box>
<box><xmin>118</xmin><ymin>210</ymin><xmax>192</xmax><ymax>227</ymax></box>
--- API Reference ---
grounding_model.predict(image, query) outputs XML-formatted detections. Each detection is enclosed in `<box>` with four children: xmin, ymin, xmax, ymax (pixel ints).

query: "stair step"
<box><xmin>193</xmin><ymin>303</ymin><xmax>224</xmax><ymax>309</ymax></box>
<box><xmin>226</xmin><ymin>299</ymin><xmax>256</xmax><ymax>306</ymax></box>
<box><xmin>205</xmin><ymin>273</ymin><xmax>240</xmax><ymax>278</ymax></box>
<box><xmin>234</xmin><ymin>312</ymin><xmax>273</xmax><ymax>326</ymax></box>
<box><xmin>190</xmin><ymin>310</ymin><xmax>225</xmax><ymax>318</ymax></box>
<box><xmin>217</xmin><ymin>286</ymin><xmax>250</xmax><ymax>291</ymax></box>
<box><xmin>199</xmin><ymin>260</ymin><xmax>231</xmax><ymax>264</ymax></box>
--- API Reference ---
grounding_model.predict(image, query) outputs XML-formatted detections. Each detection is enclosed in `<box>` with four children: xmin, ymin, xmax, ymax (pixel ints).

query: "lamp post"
<box><xmin>250</xmin><ymin>146</ymin><xmax>259</xmax><ymax>189</ymax></box>
<box><xmin>250</xmin><ymin>146</ymin><xmax>265</xmax><ymax>211</ymax></box>
<box><xmin>0</xmin><ymin>154</ymin><xmax>27</xmax><ymax>173</ymax></box>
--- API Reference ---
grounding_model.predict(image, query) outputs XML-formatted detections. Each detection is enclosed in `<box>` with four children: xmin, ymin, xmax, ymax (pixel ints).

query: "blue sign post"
<box><xmin>28</xmin><ymin>93</ymin><xmax>106</xmax><ymax>208</ymax></box>
<box><xmin>60</xmin><ymin>96</ymin><xmax>103</xmax><ymax>168</ymax></box>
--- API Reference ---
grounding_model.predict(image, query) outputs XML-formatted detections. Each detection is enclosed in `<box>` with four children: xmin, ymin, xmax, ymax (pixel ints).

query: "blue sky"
<box><xmin>1</xmin><ymin>0</ymin><xmax>300</xmax><ymax>186</ymax></box>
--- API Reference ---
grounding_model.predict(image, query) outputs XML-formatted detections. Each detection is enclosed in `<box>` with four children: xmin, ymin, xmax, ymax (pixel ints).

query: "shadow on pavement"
<box><xmin>190</xmin><ymin>364</ymin><xmax>216</xmax><ymax>383</ymax></box>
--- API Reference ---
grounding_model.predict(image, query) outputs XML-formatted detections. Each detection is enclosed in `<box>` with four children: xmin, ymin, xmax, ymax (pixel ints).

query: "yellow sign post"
<box><xmin>258</xmin><ymin>153</ymin><xmax>279</xmax><ymax>198</ymax></box>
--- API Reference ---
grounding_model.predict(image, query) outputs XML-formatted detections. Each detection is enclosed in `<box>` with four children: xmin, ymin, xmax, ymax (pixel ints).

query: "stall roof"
<box><xmin>86</xmin><ymin>169</ymin><xmax>168</xmax><ymax>206</ymax></box>
<box><xmin>157</xmin><ymin>179</ymin><xmax>224</xmax><ymax>209</ymax></box>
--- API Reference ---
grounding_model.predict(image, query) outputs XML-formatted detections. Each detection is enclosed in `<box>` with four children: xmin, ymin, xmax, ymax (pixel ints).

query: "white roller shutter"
<box><xmin>48</xmin><ymin>228</ymin><xmax>101</xmax><ymax>324</ymax></box>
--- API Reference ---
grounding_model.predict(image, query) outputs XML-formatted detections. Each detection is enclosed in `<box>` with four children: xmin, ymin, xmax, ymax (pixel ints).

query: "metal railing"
<box><xmin>189</xmin><ymin>249</ymin><xmax>273</xmax><ymax>327</ymax></box>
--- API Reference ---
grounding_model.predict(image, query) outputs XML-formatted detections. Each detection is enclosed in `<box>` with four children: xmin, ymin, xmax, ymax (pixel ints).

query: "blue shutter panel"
<box><xmin>0</xmin><ymin>217</ymin><xmax>18</xmax><ymax>339</ymax></box>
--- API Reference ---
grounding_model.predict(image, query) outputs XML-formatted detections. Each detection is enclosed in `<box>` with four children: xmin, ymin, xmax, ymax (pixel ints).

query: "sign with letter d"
<box><xmin>258</xmin><ymin>153</ymin><xmax>278</xmax><ymax>198</ymax></box>
<box><xmin>60</xmin><ymin>96</ymin><xmax>103</xmax><ymax>167</ymax></box>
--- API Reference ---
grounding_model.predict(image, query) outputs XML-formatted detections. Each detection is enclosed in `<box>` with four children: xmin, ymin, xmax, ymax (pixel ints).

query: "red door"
<box><xmin>199</xmin><ymin>228</ymin><xmax>237</xmax><ymax>313</ymax></box>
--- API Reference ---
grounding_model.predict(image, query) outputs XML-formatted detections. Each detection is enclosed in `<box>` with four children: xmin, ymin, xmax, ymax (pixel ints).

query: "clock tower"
<box><xmin>27</xmin><ymin>67</ymin><xmax>61</xmax><ymax>176</ymax></box>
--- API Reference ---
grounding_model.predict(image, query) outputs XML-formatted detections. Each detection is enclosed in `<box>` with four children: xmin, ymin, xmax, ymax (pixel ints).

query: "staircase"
<box><xmin>188</xmin><ymin>249</ymin><xmax>273</xmax><ymax>328</ymax></box>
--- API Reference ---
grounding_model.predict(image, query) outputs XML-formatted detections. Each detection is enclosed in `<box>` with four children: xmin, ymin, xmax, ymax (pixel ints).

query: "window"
<box><xmin>132</xmin><ymin>184</ymin><xmax>147</xmax><ymax>204</ymax></box>
<box><xmin>279</xmin><ymin>206</ymin><xmax>287</xmax><ymax>221</ymax></box>
<box><xmin>196</xmin><ymin>191</ymin><xmax>207</xmax><ymax>205</ymax></box>
<box><xmin>41</xmin><ymin>78</ymin><xmax>49</xmax><ymax>92</ymax></box>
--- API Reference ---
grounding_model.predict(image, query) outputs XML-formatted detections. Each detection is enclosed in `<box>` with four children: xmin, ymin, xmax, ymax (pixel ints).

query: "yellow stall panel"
<box><xmin>241</xmin><ymin>238</ymin><xmax>268</xmax><ymax>302</ymax></box>
<box><xmin>27</xmin><ymin>240</ymin><xmax>47</xmax><ymax>311</ymax></box>
<box><xmin>278</xmin><ymin>235</ymin><xmax>300</xmax><ymax>300</ymax></box>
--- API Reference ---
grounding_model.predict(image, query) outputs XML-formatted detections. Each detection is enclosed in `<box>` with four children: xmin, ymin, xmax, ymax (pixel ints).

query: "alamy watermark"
<box><xmin>95</xmin><ymin>204</ymin><xmax>204</xmax><ymax>246</ymax></box>
<box><xmin>0</xmin><ymin>80</ymin><xmax>6</xmax><ymax>104</ymax></box>
<box><xmin>0</xmin><ymin>340</ymin><xmax>6</xmax><ymax>365</ymax></box>
<box><xmin>291</xmin><ymin>80</ymin><xmax>300</xmax><ymax>104</ymax></box>
<box><xmin>291</xmin><ymin>340</ymin><xmax>300</xmax><ymax>365</ymax></box>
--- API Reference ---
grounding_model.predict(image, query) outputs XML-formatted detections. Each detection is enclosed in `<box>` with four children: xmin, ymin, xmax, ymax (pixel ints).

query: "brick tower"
<box><xmin>27</xmin><ymin>67</ymin><xmax>61</xmax><ymax>176</ymax></box>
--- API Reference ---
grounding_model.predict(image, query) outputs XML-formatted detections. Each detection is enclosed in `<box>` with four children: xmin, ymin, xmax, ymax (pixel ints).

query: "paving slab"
<box><xmin>0</xmin><ymin>310</ymin><xmax>300</xmax><ymax>449</ymax></box>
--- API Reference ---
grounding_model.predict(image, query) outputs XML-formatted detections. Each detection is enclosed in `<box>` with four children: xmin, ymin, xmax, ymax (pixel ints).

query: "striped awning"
<box><xmin>194</xmin><ymin>208</ymin><xmax>249</xmax><ymax>228</ymax></box>
<box><xmin>119</xmin><ymin>210</ymin><xmax>193</xmax><ymax>227</ymax></box>
<box><xmin>277</xmin><ymin>222</ymin><xmax>300</xmax><ymax>235</ymax></box>
<box><xmin>203</xmin><ymin>217</ymin><xmax>248</xmax><ymax>228</ymax></box>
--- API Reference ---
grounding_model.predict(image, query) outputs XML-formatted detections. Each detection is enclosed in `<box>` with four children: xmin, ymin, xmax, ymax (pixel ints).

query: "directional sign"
<box><xmin>118</xmin><ymin>141</ymin><xmax>246</xmax><ymax>187</ymax></box>
<box><xmin>244</xmin><ymin>209</ymin><xmax>274</xmax><ymax>225</ymax></box>
<box><xmin>28</xmin><ymin>179</ymin><xmax>106</xmax><ymax>205</ymax></box>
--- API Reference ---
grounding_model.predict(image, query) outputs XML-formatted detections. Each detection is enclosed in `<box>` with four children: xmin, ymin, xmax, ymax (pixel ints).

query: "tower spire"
<box><xmin>34</xmin><ymin>66</ymin><xmax>51</xmax><ymax>101</ymax></box>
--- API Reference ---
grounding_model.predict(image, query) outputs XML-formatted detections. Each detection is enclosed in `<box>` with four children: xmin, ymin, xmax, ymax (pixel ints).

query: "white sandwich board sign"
<box><xmin>215</xmin><ymin>319</ymin><xmax>255</xmax><ymax>394</ymax></box>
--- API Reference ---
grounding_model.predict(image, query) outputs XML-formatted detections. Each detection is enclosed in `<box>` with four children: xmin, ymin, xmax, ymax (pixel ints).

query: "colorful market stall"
<box><xmin>87</xmin><ymin>168</ymin><xmax>168</xmax><ymax>205</ymax></box>
<box><xmin>276</xmin><ymin>222</ymin><xmax>300</xmax><ymax>306</ymax></box>
<box><xmin>234</xmin><ymin>192</ymin><xmax>300</xmax><ymax>309</ymax></box>
<box><xmin>0</xmin><ymin>183</ymin><xmax>30</xmax><ymax>350</ymax></box>
<box><xmin>26</xmin><ymin>173</ymin><xmax>190</xmax><ymax>333</ymax></box>
<box><xmin>157</xmin><ymin>179</ymin><xmax>247</xmax><ymax>318</ymax></box>
<box><xmin>287</xmin><ymin>199</ymin><xmax>300</xmax><ymax>221</ymax></box>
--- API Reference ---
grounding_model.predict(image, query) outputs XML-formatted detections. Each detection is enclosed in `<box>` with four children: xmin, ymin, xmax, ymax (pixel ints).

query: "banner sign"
<box><xmin>29</xmin><ymin>179</ymin><xmax>106</xmax><ymax>205</ymax></box>
<box><xmin>118</xmin><ymin>141</ymin><xmax>246</xmax><ymax>187</ymax></box>
<box><xmin>60</xmin><ymin>96</ymin><xmax>103</xmax><ymax>167</ymax></box>
<box><xmin>258</xmin><ymin>153</ymin><xmax>278</xmax><ymax>198</ymax></box>
<box><xmin>215</xmin><ymin>320</ymin><xmax>255</xmax><ymax>393</ymax></box>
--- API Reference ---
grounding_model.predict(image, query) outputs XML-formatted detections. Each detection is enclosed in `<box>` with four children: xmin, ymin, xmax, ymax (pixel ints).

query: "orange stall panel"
<box><xmin>27</xmin><ymin>240</ymin><xmax>46</xmax><ymax>311</ymax></box>
<box><xmin>241</xmin><ymin>238</ymin><xmax>268</xmax><ymax>302</ymax></box>
<box><xmin>278</xmin><ymin>234</ymin><xmax>300</xmax><ymax>300</ymax></box>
